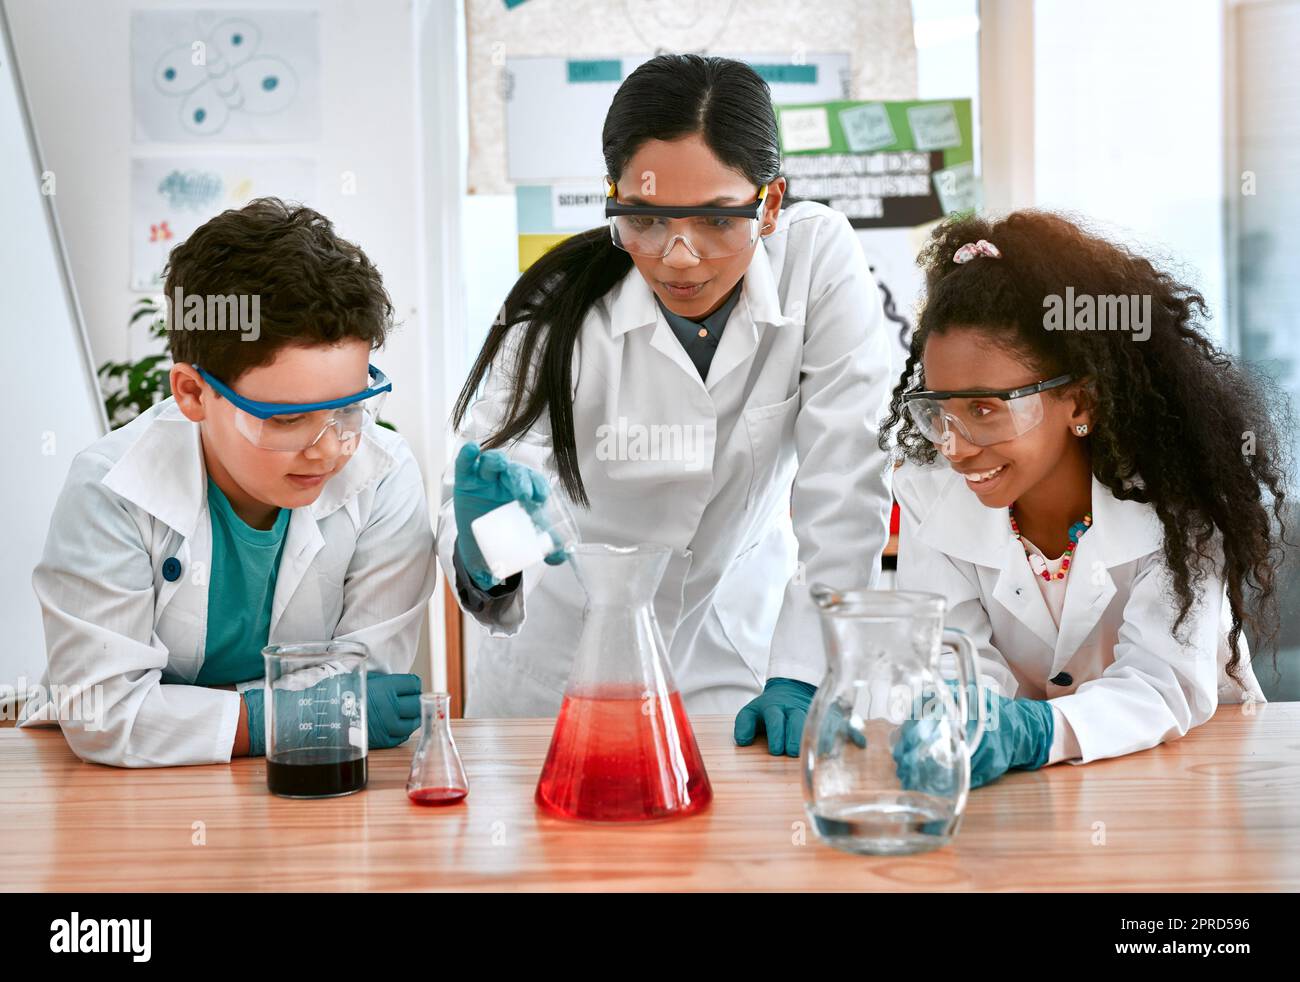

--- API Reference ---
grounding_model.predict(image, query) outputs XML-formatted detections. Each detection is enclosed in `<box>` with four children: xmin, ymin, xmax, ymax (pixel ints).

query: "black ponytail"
<box><xmin>451</xmin><ymin>54</ymin><xmax>782</xmax><ymax>506</ymax></box>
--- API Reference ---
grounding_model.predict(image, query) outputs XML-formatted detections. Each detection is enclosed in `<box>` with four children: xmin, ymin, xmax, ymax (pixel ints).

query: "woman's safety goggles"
<box><xmin>902</xmin><ymin>374</ymin><xmax>1074</xmax><ymax>448</ymax></box>
<box><xmin>194</xmin><ymin>363</ymin><xmax>391</xmax><ymax>453</ymax></box>
<box><xmin>605</xmin><ymin>180</ymin><xmax>768</xmax><ymax>259</ymax></box>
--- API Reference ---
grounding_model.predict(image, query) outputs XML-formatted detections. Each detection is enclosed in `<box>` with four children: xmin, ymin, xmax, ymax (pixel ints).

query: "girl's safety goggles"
<box><xmin>194</xmin><ymin>363</ymin><xmax>392</xmax><ymax>453</ymax></box>
<box><xmin>902</xmin><ymin>374</ymin><xmax>1074</xmax><ymax>448</ymax></box>
<box><xmin>605</xmin><ymin>180</ymin><xmax>768</xmax><ymax>259</ymax></box>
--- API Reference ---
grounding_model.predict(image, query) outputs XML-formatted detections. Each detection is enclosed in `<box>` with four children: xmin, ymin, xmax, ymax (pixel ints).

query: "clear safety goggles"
<box><xmin>605</xmin><ymin>180</ymin><xmax>768</xmax><ymax>259</ymax></box>
<box><xmin>195</xmin><ymin>363</ymin><xmax>392</xmax><ymax>453</ymax></box>
<box><xmin>902</xmin><ymin>374</ymin><xmax>1074</xmax><ymax>449</ymax></box>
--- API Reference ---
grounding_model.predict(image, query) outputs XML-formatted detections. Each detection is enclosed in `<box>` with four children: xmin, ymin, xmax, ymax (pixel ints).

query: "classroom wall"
<box><xmin>4</xmin><ymin>0</ymin><xmax>441</xmax><ymax>685</ymax></box>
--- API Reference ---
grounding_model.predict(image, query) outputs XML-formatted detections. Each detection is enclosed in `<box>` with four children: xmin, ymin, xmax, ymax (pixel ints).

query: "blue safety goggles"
<box><xmin>194</xmin><ymin>363</ymin><xmax>392</xmax><ymax>452</ymax></box>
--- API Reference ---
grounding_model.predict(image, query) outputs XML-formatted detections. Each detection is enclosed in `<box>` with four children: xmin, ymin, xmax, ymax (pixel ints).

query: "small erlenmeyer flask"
<box><xmin>535</xmin><ymin>543</ymin><xmax>712</xmax><ymax>822</ymax></box>
<box><xmin>406</xmin><ymin>693</ymin><xmax>469</xmax><ymax>806</ymax></box>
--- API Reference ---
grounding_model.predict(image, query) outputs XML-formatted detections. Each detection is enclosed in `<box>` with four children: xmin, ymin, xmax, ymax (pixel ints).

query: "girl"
<box><xmin>439</xmin><ymin>54</ymin><xmax>896</xmax><ymax>754</ymax></box>
<box><xmin>885</xmin><ymin>210</ymin><xmax>1290</xmax><ymax>786</ymax></box>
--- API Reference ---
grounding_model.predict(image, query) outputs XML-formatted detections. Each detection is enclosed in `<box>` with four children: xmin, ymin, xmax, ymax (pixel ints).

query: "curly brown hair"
<box><xmin>880</xmin><ymin>210</ymin><xmax>1294</xmax><ymax>682</ymax></box>
<box><xmin>163</xmin><ymin>197</ymin><xmax>393</xmax><ymax>383</ymax></box>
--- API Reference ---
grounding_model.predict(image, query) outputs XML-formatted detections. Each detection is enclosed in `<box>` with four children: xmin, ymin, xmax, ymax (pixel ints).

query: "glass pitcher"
<box><xmin>535</xmin><ymin>543</ymin><xmax>712</xmax><ymax>822</ymax></box>
<box><xmin>802</xmin><ymin>587</ymin><xmax>987</xmax><ymax>855</ymax></box>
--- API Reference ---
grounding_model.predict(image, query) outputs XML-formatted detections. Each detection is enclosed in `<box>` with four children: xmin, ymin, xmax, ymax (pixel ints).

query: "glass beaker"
<box><xmin>406</xmin><ymin>693</ymin><xmax>469</xmax><ymax>806</ymax></box>
<box><xmin>535</xmin><ymin>543</ymin><xmax>712</xmax><ymax>822</ymax></box>
<box><xmin>262</xmin><ymin>641</ymin><xmax>369</xmax><ymax>799</ymax></box>
<box><xmin>469</xmin><ymin>475</ymin><xmax>581</xmax><ymax>583</ymax></box>
<box><xmin>802</xmin><ymin>587</ymin><xmax>986</xmax><ymax>855</ymax></box>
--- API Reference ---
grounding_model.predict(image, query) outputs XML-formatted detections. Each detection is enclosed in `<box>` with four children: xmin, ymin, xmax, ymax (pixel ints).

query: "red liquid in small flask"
<box><xmin>406</xmin><ymin>693</ymin><xmax>469</xmax><ymax>806</ymax></box>
<box><xmin>535</xmin><ymin>544</ymin><xmax>712</xmax><ymax>822</ymax></box>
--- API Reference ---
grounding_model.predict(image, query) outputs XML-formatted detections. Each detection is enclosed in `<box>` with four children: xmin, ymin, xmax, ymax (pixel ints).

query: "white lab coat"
<box><xmin>439</xmin><ymin>201</ymin><xmax>895</xmax><ymax>717</ymax></box>
<box><xmin>894</xmin><ymin>460</ymin><xmax>1265</xmax><ymax>764</ymax></box>
<box><xmin>19</xmin><ymin>398</ymin><xmax>438</xmax><ymax>767</ymax></box>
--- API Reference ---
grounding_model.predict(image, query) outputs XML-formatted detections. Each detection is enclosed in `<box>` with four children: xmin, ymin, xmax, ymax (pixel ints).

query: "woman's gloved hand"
<box><xmin>734</xmin><ymin>677</ymin><xmax>818</xmax><ymax>757</ymax></box>
<box><xmin>452</xmin><ymin>442</ymin><xmax>555</xmax><ymax>590</ymax></box>
<box><xmin>241</xmin><ymin>671</ymin><xmax>422</xmax><ymax>757</ymax></box>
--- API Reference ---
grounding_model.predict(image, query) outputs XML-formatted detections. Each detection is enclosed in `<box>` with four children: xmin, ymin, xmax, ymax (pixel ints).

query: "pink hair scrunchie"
<box><xmin>953</xmin><ymin>239</ymin><xmax>1002</xmax><ymax>264</ymax></box>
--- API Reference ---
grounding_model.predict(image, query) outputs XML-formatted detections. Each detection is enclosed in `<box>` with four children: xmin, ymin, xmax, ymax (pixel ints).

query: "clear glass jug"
<box><xmin>802</xmin><ymin>587</ymin><xmax>986</xmax><ymax>855</ymax></box>
<box><xmin>535</xmin><ymin>543</ymin><xmax>712</xmax><ymax>822</ymax></box>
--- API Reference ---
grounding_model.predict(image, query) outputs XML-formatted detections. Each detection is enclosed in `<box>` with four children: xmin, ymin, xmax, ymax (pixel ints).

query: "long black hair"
<box><xmin>880</xmin><ymin>210</ymin><xmax>1295</xmax><ymax>683</ymax></box>
<box><xmin>451</xmin><ymin>54</ymin><xmax>782</xmax><ymax>506</ymax></box>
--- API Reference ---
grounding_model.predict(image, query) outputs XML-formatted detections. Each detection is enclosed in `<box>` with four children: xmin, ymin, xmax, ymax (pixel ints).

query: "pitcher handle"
<box><xmin>942</xmin><ymin>627</ymin><xmax>986</xmax><ymax>755</ymax></box>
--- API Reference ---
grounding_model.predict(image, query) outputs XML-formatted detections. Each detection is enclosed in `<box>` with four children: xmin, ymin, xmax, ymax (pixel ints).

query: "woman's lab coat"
<box><xmin>20</xmin><ymin>399</ymin><xmax>438</xmax><ymax>767</ymax></box>
<box><xmin>894</xmin><ymin>461</ymin><xmax>1265</xmax><ymax>764</ymax></box>
<box><xmin>439</xmin><ymin>201</ymin><xmax>895</xmax><ymax>717</ymax></box>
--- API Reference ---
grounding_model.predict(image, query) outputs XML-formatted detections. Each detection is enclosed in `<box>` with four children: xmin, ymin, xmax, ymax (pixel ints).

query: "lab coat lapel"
<box><xmin>915</xmin><ymin>467</ymin><xmax>1058</xmax><ymax>650</ymax></box>
<box><xmin>1049</xmin><ymin>475</ymin><xmax>1159</xmax><ymax>674</ymax></box>
<box><xmin>992</xmin><ymin>536</ymin><xmax>1061</xmax><ymax>652</ymax></box>
<box><xmin>705</xmin><ymin>237</ymin><xmax>783</xmax><ymax>392</ymax></box>
<box><xmin>270</xmin><ymin>507</ymin><xmax>325</xmax><ymax>634</ymax></box>
<box><xmin>606</xmin><ymin>267</ymin><xmax>707</xmax><ymax>390</ymax></box>
<box><xmin>269</xmin><ymin>429</ymin><xmax>396</xmax><ymax>634</ymax></box>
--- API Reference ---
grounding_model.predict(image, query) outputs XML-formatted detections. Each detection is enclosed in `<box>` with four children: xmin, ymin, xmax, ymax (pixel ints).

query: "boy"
<box><xmin>20</xmin><ymin>198</ymin><xmax>436</xmax><ymax>767</ymax></box>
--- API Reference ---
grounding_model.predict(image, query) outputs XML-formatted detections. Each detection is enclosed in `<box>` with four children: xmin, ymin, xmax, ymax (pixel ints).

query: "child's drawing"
<box><xmin>132</xmin><ymin>10</ymin><xmax>319</xmax><ymax>142</ymax></box>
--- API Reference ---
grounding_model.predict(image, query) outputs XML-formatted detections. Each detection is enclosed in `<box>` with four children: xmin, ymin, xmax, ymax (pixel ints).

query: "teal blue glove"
<box><xmin>734</xmin><ymin>678</ymin><xmax>817</xmax><ymax>757</ymax></box>
<box><xmin>365</xmin><ymin>672</ymin><xmax>423</xmax><ymax>749</ymax></box>
<box><xmin>240</xmin><ymin>672</ymin><xmax>422</xmax><ymax>758</ymax></box>
<box><xmin>453</xmin><ymin>442</ymin><xmax>560</xmax><ymax>590</ymax></box>
<box><xmin>242</xmin><ymin>687</ymin><xmax>266</xmax><ymax>758</ymax></box>
<box><xmin>893</xmin><ymin>683</ymin><xmax>1054</xmax><ymax>790</ymax></box>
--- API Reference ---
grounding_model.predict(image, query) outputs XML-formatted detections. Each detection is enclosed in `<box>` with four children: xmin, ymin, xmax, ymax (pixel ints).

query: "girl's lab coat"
<box><xmin>20</xmin><ymin>399</ymin><xmax>438</xmax><ymax>767</ymax></box>
<box><xmin>439</xmin><ymin>201</ymin><xmax>895</xmax><ymax>716</ymax></box>
<box><xmin>894</xmin><ymin>461</ymin><xmax>1265</xmax><ymax>764</ymax></box>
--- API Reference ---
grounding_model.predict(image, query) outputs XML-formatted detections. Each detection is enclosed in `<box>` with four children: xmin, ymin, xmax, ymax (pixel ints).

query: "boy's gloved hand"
<box><xmin>365</xmin><ymin>672</ymin><xmax>422</xmax><ymax>749</ymax></box>
<box><xmin>452</xmin><ymin>442</ymin><xmax>554</xmax><ymax>590</ymax></box>
<box><xmin>734</xmin><ymin>677</ymin><xmax>818</xmax><ymax>757</ymax></box>
<box><xmin>240</xmin><ymin>672</ymin><xmax>422</xmax><ymax>758</ymax></box>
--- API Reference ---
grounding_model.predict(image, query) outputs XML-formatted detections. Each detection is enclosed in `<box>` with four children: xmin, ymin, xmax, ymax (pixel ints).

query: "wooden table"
<box><xmin>3</xmin><ymin>705</ymin><xmax>1298</xmax><ymax>892</ymax></box>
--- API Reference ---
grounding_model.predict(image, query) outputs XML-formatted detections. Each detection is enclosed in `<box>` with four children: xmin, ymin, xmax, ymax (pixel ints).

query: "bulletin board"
<box><xmin>465</xmin><ymin>0</ymin><xmax>919</xmax><ymax>194</ymax></box>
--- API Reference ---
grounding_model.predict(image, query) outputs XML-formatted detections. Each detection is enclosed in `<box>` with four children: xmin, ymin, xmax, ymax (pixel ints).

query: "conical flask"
<box><xmin>535</xmin><ymin>543</ymin><xmax>712</xmax><ymax>822</ymax></box>
<box><xmin>406</xmin><ymin>693</ymin><xmax>469</xmax><ymax>805</ymax></box>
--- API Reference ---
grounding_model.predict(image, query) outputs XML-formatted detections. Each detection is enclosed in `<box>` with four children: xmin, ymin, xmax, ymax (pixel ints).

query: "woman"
<box><xmin>438</xmin><ymin>54</ymin><xmax>894</xmax><ymax>756</ymax></box>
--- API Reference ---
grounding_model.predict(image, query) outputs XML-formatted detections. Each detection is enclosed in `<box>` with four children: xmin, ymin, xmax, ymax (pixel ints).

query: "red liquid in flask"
<box><xmin>535</xmin><ymin>685</ymin><xmax>712</xmax><ymax>822</ymax></box>
<box><xmin>408</xmin><ymin>786</ymin><xmax>467</xmax><ymax>806</ymax></box>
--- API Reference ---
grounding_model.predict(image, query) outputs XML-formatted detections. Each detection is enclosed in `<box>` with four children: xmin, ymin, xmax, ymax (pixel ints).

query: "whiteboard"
<box><xmin>0</xmin><ymin>4</ymin><xmax>106</xmax><ymax>704</ymax></box>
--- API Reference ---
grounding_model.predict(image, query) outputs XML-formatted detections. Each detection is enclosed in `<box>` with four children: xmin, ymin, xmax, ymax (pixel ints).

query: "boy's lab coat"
<box><xmin>439</xmin><ymin>201</ymin><xmax>895</xmax><ymax>716</ymax></box>
<box><xmin>894</xmin><ymin>461</ymin><xmax>1265</xmax><ymax>764</ymax></box>
<box><xmin>20</xmin><ymin>399</ymin><xmax>437</xmax><ymax>767</ymax></box>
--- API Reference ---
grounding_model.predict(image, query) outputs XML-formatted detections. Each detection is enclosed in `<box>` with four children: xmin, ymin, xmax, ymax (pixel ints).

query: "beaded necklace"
<box><xmin>1008</xmin><ymin>506</ymin><xmax>1093</xmax><ymax>582</ymax></box>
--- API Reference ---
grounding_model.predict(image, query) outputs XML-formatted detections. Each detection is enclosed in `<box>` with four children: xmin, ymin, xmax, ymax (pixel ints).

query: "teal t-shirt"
<box><xmin>194</xmin><ymin>478</ymin><xmax>290</xmax><ymax>685</ymax></box>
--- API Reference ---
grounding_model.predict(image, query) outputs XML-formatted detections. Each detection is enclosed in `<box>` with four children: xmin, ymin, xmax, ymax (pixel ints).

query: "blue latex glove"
<box><xmin>242</xmin><ymin>686</ymin><xmax>267</xmax><ymax>758</ymax></box>
<box><xmin>893</xmin><ymin>682</ymin><xmax>1054</xmax><ymax>790</ymax></box>
<box><xmin>365</xmin><ymin>673</ymin><xmax>423</xmax><ymax>749</ymax></box>
<box><xmin>452</xmin><ymin>442</ymin><xmax>562</xmax><ymax>591</ymax></box>
<box><xmin>812</xmin><ymin>698</ymin><xmax>868</xmax><ymax>756</ymax></box>
<box><xmin>240</xmin><ymin>672</ymin><xmax>422</xmax><ymax>758</ymax></box>
<box><xmin>734</xmin><ymin>678</ymin><xmax>817</xmax><ymax>757</ymax></box>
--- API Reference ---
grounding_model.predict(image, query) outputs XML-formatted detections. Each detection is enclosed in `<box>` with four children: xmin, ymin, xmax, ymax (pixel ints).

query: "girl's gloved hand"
<box><xmin>734</xmin><ymin>677</ymin><xmax>818</xmax><ymax>757</ymax></box>
<box><xmin>452</xmin><ymin>442</ymin><xmax>552</xmax><ymax>590</ymax></box>
<box><xmin>892</xmin><ymin>683</ymin><xmax>1055</xmax><ymax>790</ymax></box>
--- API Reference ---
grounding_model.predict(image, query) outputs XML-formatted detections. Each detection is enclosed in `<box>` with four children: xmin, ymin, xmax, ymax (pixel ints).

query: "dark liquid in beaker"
<box><xmin>408</xmin><ymin>786</ymin><xmax>468</xmax><ymax>806</ymax></box>
<box><xmin>267</xmin><ymin>747</ymin><xmax>367</xmax><ymax>798</ymax></box>
<box><xmin>535</xmin><ymin>685</ymin><xmax>712</xmax><ymax>822</ymax></box>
